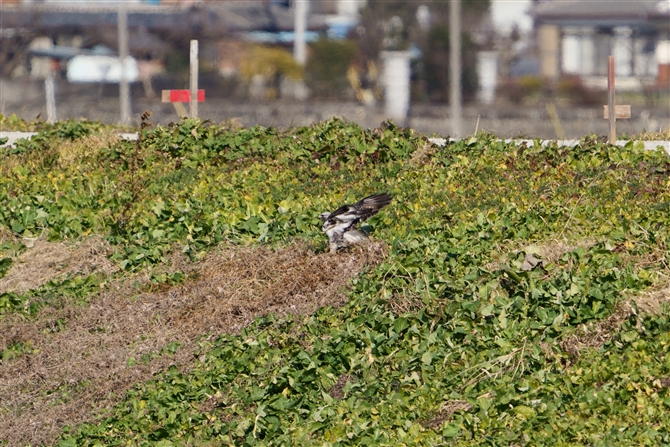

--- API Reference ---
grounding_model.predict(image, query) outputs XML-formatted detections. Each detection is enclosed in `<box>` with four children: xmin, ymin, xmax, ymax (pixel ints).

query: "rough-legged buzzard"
<box><xmin>319</xmin><ymin>192</ymin><xmax>392</xmax><ymax>253</ymax></box>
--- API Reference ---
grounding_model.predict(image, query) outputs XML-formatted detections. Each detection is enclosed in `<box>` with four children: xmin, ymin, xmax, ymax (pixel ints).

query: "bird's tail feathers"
<box><xmin>343</xmin><ymin>229</ymin><xmax>369</xmax><ymax>244</ymax></box>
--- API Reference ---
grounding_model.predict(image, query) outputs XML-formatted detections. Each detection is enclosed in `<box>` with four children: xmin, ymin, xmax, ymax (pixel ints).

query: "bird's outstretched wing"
<box><xmin>319</xmin><ymin>193</ymin><xmax>392</xmax><ymax>252</ymax></box>
<box><xmin>321</xmin><ymin>193</ymin><xmax>393</xmax><ymax>227</ymax></box>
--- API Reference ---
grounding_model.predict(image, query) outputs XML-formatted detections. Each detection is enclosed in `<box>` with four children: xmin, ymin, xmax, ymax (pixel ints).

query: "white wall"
<box><xmin>657</xmin><ymin>40</ymin><xmax>670</xmax><ymax>64</ymax></box>
<box><xmin>561</xmin><ymin>29</ymin><xmax>581</xmax><ymax>74</ymax></box>
<box><xmin>67</xmin><ymin>55</ymin><xmax>139</xmax><ymax>83</ymax></box>
<box><xmin>337</xmin><ymin>0</ymin><xmax>365</xmax><ymax>17</ymax></box>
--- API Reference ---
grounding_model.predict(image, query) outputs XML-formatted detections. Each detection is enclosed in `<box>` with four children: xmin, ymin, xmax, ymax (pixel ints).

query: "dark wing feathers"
<box><xmin>351</xmin><ymin>192</ymin><xmax>393</xmax><ymax>221</ymax></box>
<box><xmin>326</xmin><ymin>193</ymin><xmax>393</xmax><ymax>224</ymax></box>
<box><xmin>320</xmin><ymin>192</ymin><xmax>392</xmax><ymax>252</ymax></box>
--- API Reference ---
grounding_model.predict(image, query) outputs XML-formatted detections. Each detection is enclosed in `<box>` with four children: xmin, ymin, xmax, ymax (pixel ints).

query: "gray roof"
<box><xmin>530</xmin><ymin>0</ymin><xmax>670</xmax><ymax>29</ymax></box>
<box><xmin>0</xmin><ymin>3</ymin><xmax>324</xmax><ymax>34</ymax></box>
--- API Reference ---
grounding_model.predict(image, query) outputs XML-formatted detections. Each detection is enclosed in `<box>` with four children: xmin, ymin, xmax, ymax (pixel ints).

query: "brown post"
<box><xmin>607</xmin><ymin>56</ymin><xmax>616</xmax><ymax>144</ymax></box>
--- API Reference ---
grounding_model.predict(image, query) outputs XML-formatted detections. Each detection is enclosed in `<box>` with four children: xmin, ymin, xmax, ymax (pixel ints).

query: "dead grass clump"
<box><xmin>406</xmin><ymin>140</ymin><xmax>437</xmax><ymax>168</ymax></box>
<box><xmin>328</xmin><ymin>373</ymin><xmax>354</xmax><ymax>399</ymax></box>
<box><xmin>388</xmin><ymin>293</ymin><xmax>424</xmax><ymax>314</ymax></box>
<box><xmin>561</xmin><ymin>285</ymin><xmax>670</xmax><ymax>359</ymax></box>
<box><xmin>630</xmin><ymin>284</ymin><xmax>670</xmax><ymax>316</ymax></box>
<box><xmin>633</xmin><ymin>128</ymin><xmax>670</xmax><ymax>141</ymax></box>
<box><xmin>0</xmin><ymin>241</ymin><xmax>385</xmax><ymax>447</ymax></box>
<box><xmin>0</xmin><ymin>227</ymin><xmax>17</xmax><ymax>245</ymax></box>
<box><xmin>424</xmin><ymin>400</ymin><xmax>473</xmax><ymax>429</ymax></box>
<box><xmin>560</xmin><ymin>300</ymin><xmax>636</xmax><ymax>358</ymax></box>
<box><xmin>486</xmin><ymin>239</ymin><xmax>596</xmax><ymax>272</ymax></box>
<box><xmin>56</xmin><ymin>133</ymin><xmax>120</xmax><ymax>169</ymax></box>
<box><xmin>534</xmin><ymin>239</ymin><xmax>596</xmax><ymax>265</ymax></box>
<box><xmin>0</xmin><ymin>236</ymin><xmax>119</xmax><ymax>295</ymax></box>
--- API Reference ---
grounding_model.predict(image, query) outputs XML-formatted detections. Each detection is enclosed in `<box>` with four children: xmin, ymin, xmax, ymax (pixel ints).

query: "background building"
<box><xmin>530</xmin><ymin>0</ymin><xmax>670</xmax><ymax>91</ymax></box>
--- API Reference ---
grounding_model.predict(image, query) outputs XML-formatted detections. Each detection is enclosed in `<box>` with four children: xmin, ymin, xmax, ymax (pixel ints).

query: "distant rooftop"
<box><xmin>0</xmin><ymin>1</ymin><xmax>324</xmax><ymax>34</ymax></box>
<box><xmin>530</xmin><ymin>0</ymin><xmax>670</xmax><ymax>29</ymax></box>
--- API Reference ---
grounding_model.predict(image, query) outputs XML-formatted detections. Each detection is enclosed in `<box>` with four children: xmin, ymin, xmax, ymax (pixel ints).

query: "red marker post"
<box><xmin>161</xmin><ymin>90</ymin><xmax>205</xmax><ymax>103</ymax></box>
<box><xmin>161</xmin><ymin>89</ymin><xmax>205</xmax><ymax>118</ymax></box>
<box><xmin>161</xmin><ymin>40</ymin><xmax>201</xmax><ymax>119</ymax></box>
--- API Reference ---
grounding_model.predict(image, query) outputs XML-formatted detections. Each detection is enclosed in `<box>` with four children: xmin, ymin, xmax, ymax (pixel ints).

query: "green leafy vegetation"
<box><xmin>0</xmin><ymin>273</ymin><xmax>107</xmax><ymax>317</ymax></box>
<box><xmin>1</xmin><ymin>116</ymin><xmax>669</xmax><ymax>446</ymax></box>
<box><xmin>633</xmin><ymin>128</ymin><xmax>670</xmax><ymax>141</ymax></box>
<box><xmin>0</xmin><ymin>113</ymin><xmax>109</xmax><ymax>134</ymax></box>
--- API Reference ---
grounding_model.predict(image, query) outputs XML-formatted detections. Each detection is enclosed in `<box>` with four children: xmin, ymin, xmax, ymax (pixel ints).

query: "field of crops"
<box><xmin>1</xmin><ymin>113</ymin><xmax>670</xmax><ymax>446</ymax></box>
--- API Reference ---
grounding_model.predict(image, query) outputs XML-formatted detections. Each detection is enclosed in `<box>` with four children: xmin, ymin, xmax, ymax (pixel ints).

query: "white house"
<box><xmin>530</xmin><ymin>0</ymin><xmax>670</xmax><ymax>90</ymax></box>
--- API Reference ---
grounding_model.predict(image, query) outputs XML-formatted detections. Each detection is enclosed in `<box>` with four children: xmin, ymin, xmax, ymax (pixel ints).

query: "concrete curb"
<box><xmin>0</xmin><ymin>131</ymin><xmax>139</xmax><ymax>147</ymax></box>
<box><xmin>0</xmin><ymin>132</ymin><xmax>38</xmax><ymax>147</ymax></box>
<box><xmin>427</xmin><ymin>137</ymin><xmax>670</xmax><ymax>154</ymax></box>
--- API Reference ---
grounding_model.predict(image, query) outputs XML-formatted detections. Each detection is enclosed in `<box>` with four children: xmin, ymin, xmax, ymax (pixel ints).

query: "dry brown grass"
<box><xmin>633</xmin><ymin>127</ymin><xmax>670</xmax><ymax>141</ymax></box>
<box><xmin>328</xmin><ymin>373</ymin><xmax>354</xmax><ymax>400</ymax></box>
<box><xmin>0</xmin><ymin>240</ymin><xmax>385</xmax><ymax>447</ymax></box>
<box><xmin>0</xmin><ymin>236</ymin><xmax>119</xmax><ymax>295</ymax></box>
<box><xmin>486</xmin><ymin>238</ymin><xmax>597</xmax><ymax>272</ymax></box>
<box><xmin>405</xmin><ymin>140</ymin><xmax>437</xmax><ymax>169</ymax></box>
<box><xmin>387</xmin><ymin>292</ymin><xmax>424</xmax><ymax>314</ymax></box>
<box><xmin>0</xmin><ymin>227</ymin><xmax>16</xmax><ymax>245</ymax></box>
<box><xmin>561</xmin><ymin>284</ymin><xmax>670</xmax><ymax>359</ymax></box>
<box><xmin>560</xmin><ymin>300</ymin><xmax>636</xmax><ymax>358</ymax></box>
<box><xmin>424</xmin><ymin>400</ymin><xmax>473</xmax><ymax>429</ymax></box>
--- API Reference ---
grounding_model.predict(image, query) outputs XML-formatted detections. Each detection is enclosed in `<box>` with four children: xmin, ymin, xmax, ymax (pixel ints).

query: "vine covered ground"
<box><xmin>1</xmin><ymin>115</ymin><xmax>670</xmax><ymax>446</ymax></box>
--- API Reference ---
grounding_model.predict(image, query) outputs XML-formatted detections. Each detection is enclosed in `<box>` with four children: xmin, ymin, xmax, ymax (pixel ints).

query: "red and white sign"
<box><xmin>161</xmin><ymin>89</ymin><xmax>205</xmax><ymax>103</ymax></box>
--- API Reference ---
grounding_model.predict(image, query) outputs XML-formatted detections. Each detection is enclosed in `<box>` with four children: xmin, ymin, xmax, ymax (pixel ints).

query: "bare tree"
<box><xmin>0</xmin><ymin>30</ymin><xmax>37</xmax><ymax>77</ymax></box>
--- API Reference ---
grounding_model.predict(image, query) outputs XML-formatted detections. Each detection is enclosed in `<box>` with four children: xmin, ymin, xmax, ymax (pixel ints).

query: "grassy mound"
<box><xmin>1</xmin><ymin>115</ymin><xmax>669</xmax><ymax>446</ymax></box>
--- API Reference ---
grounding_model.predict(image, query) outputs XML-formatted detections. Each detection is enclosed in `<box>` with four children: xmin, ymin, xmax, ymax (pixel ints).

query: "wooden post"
<box><xmin>190</xmin><ymin>40</ymin><xmax>199</xmax><ymax>119</ymax></box>
<box><xmin>607</xmin><ymin>55</ymin><xmax>616</xmax><ymax>143</ymax></box>
<box><xmin>162</xmin><ymin>89</ymin><xmax>205</xmax><ymax>119</ymax></box>
<box><xmin>604</xmin><ymin>56</ymin><xmax>631</xmax><ymax>139</ymax></box>
<box><xmin>449</xmin><ymin>0</ymin><xmax>462</xmax><ymax>138</ymax></box>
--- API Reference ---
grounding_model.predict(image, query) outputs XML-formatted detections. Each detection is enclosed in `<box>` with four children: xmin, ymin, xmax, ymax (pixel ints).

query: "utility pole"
<box><xmin>45</xmin><ymin>60</ymin><xmax>57</xmax><ymax>123</ymax></box>
<box><xmin>118</xmin><ymin>4</ymin><xmax>131</xmax><ymax>125</ymax></box>
<box><xmin>294</xmin><ymin>0</ymin><xmax>308</xmax><ymax>66</ymax></box>
<box><xmin>190</xmin><ymin>40</ymin><xmax>199</xmax><ymax>119</ymax></box>
<box><xmin>449</xmin><ymin>0</ymin><xmax>462</xmax><ymax>138</ymax></box>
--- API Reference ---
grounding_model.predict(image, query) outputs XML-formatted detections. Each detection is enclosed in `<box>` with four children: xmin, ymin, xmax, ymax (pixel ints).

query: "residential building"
<box><xmin>530</xmin><ymin>0</ymin><xmax>670</xmax><ymax>90</ymax></box>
